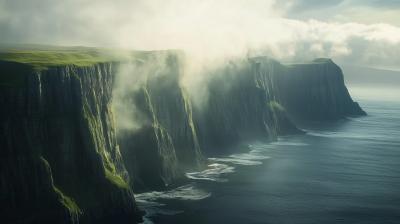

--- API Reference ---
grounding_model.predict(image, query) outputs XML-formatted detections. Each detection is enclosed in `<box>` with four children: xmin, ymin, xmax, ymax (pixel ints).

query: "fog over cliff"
<box><xmin>1</xmin><ymin>0</ymin><xmax>400</xmax><ymax>71</ymax></box>
<box><xmin>1</xmin><ymin>2</ymin><xmax>386</xmax><ymax>223</ymax></box>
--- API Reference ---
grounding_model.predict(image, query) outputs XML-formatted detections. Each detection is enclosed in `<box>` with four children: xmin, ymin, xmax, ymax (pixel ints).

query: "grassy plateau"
<box><xmin>0</xmin><ymin>44</ymin><xmax>150</xmax><ymax>87</ymax></box>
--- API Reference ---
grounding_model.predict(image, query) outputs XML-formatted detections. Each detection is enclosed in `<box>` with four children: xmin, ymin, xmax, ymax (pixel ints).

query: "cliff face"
<box><xmin>144</xmin><ymin>52</ymin><xmax>206</xmax><ymax>167</ymax></box>
<box><xmin>115</xmin><ymin>51</ymin><xmax>206</xmax><ymax>186</ymax></box>
<box><xmin>0</xmin><ymin>63</ymin><xmax>143</xmax><ymax>223</ymax></box>
<box><xmin>263</xmin><ymin>58</ymin><xmax>367</xmax><ymax>121</ymax></box>
<box><xmin>117</xmin><ymin>87</ymin><xmax>182</xmax><ymax>189</ymax></box>
<box><xmin>0</xmin><ymin>48</ymin><xmax>366</xmax><ymax>223</ymax></box>
<box><xmin>195</xmin><ymin>59</ymin><xmax>303</xmax><ymax>155</ymax></box>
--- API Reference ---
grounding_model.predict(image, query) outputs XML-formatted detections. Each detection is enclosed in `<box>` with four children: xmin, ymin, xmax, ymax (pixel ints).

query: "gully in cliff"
<box><xmin>0</xmin><ymin>45</ymin><xmax>365</xmax><ymax>224</ymax></box>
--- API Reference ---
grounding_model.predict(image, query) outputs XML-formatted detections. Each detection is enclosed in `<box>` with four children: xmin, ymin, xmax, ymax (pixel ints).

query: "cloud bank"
<box><xmin>1</xmin><ymin>0</ymin><xmax>400</xmax><ymax>70</ymax></box>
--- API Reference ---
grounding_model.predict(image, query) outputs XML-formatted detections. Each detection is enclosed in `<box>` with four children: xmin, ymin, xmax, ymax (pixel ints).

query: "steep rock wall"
<box><xmin>0</xmin><ymin>63</ymin><xmax>143</xmax><ymax>223</ymax></box>
<box><xmin>260</xmin><ymin>57</ymin><xmax>367</xmax><ymax>121</ymax></box>
<box><xmin>114</xmin><ymin>51</ymin><xmax>206</xmax><ymax>171</ymax></box>
<box><xmin>195</xmin><ymin>59</ymin><xmax>303</xmax><ymax>154</ymax></box>
<box><xmin>117</xmin><ymin>87</ymin><xmax>182</xmax><ymax>189</ymax></box>
<box><xmin>145</xmin><ymin>52</ymin><xmax>206</xmax><ymax>167</ymax></box>
<box><xmin>0</xmin><ymin>51</ymin><xmax>366</xmax><ymax>223</ymax></box>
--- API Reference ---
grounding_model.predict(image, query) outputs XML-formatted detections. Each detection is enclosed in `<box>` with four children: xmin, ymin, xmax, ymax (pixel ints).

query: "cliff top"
<box><xmin>0</xmin><ymin>50</ymin><xmax>107</xmax><ymax>69</ymax></box>
<box><xmin>283</xmin><ymin>58</ymin><xmax>334</xmax><ymax>67</ymax></box>
<box><xmin>0</xmin><ymin>50</ymin><xmax>108</xmax><ymax>86</ymax></box>
<box><xmin>0</xmin><ymin>44</ymin><xmax>186</xmax><ymax>87</ymax></box>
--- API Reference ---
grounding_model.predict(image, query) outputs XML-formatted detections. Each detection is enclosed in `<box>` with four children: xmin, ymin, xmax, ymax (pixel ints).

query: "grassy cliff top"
<box><xmin>0</xmin><ymin>44</ymin><xmax>184</xmax><ymax>87</ymax></box>
<box><xmin>283</xmin><ymin>58</ymin><xmax>333</xmax><ymax>68</ymax></box>
<box><xmin>0</xmin><ymin>50</ymin><xmax>107</xmax><ymax>70</ymax></box>
<box><xmin>0</xmin><ymin>45</ymin><xmax>150</xmax><ymax>87</ymax></box>
<box><xmin>0</xmin><ymin>50</ymin><xmax>108</xmax><ymax>87</ymax></box>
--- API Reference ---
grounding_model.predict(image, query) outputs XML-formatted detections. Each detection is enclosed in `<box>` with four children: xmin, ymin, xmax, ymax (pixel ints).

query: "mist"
<box><xmin>1</xmin><ymin>0</ymin><xmax>400</xmax><ymax>111</ymax></box>
<box><xmin>113</xmin><ymin>50</ymin><xmax>186</xmax><ymax>131</ymax></box>
<box><xmin>1</xmin><ymin>0</ymin><xmax>400</xmax><ymax>70</ymax></box>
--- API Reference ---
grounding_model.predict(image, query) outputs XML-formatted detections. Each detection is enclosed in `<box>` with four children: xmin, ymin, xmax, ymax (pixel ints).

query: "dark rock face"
<box><xmin>194</xmin><ymin>59</ymin><xmax>304</xmax><ymax>155</ymax></box>
<box><xmin>115</xmin><ymin>51</ymin><xmax>206</xmax><ymax>189</ymax></box>
<box><xmin>117</xmin><ymin>87</ymin><xmax>182</xmax><ymax>189</ymax></box>
<box><xmin>144</xmin><ymin>52</ymin><xmax>206</xmax><ymax>167</ymax></box>
<box><xmin>0</xmin><ymin>52</ymin><xmax>365</xmax><ymax>223</ymax></box>
<box><xmin>264</xmin><ymin>58</ymin><xmax>367</xmax><ymax>121</ymax></box>
<box><xmin>0</xmin><ymin>64</ymin><xmax>143</xmax><ymax>223</ymax></box>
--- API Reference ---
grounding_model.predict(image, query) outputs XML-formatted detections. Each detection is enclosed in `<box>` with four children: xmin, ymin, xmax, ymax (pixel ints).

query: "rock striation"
<box><xmin>260</xmin><ymin>57</ymin><xmax>367</xmax><ymax>121</ymax></box>
<box><xmin>194</xmin><ymin>59</ymin><xmax>304</xmax><ymax>155</ymax></box>
<box><xmin>0</xmin><ymin>49</ymin><xmax>366</xmax><ymax>223</ymax></box>
<box><xmin>0</xmin><ymin>63</ymin><xmax>143</xmax><ymax>223</ymax></box>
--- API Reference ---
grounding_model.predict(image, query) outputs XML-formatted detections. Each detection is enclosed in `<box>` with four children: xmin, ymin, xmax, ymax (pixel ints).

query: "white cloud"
<box><xmin>309</xmin><ymin>43</ymin><xmax>323</xmax><ymax>52</ymax></box>
<box><xmin>1</xmin><ymin>0</ymin><xmax>400</xmax><ymax>70</ymax></box>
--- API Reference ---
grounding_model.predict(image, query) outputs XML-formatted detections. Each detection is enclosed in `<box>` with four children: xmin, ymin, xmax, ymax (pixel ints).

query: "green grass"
<box><xmin>0</xmin><ymin>50</ymin><xmax>107</xmax><ymax>69</ymax></box>
<box><xmin>0</xmin><ymin>50</ymin><xmax>107</xmax><ymax>87</ymax></box>
<box><xmin>0</xmin><ymin>43</ymin><xmax>150</xmax><ymax>61</ymax></box>
<box><xmin>53</xmin><ymin>187</ymin><xmax>82</xmax><ymax>214</ymax></box>
<box><xmin>105</xmin><ymin>168</ymin><xmax>131</xmax><ymax>190</ymax></box>
<box><xmin>40</xmin><ymin>157</ymin><xmax>81</xmax><ymax>214</ymax></box>
<box><xmin>269</xmin><ymin>101</ymin><xmax>285</xmax><ymax>112</ymax></box>
<box><xmin>283</xmin><ymin>58</ymin><xmax>333</xmax><ymax>68</ymax></box>
<box><xmin>0</xmin><ymin>43</ymin><xmax>182</xmax><ymax>87</ymax></box>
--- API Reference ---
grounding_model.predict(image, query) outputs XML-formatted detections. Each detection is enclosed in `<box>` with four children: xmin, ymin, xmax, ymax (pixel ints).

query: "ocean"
<box><xmin>135</xmin><ymin>87</ymin><xmax>400</xmax><ymax>224</ymax></box>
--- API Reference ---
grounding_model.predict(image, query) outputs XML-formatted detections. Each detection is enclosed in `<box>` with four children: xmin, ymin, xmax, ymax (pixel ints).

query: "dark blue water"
<box><xmin>136</xmin><ymin>87</ymin><xmax>400</xmax><ymax>224</ymax></box>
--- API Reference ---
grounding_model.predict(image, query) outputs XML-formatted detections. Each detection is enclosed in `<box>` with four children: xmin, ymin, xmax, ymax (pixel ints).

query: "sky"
<box><xmin>1</xmin><ymin>0</ymin><xmax>400</xmax><ymax>70</ymax></box>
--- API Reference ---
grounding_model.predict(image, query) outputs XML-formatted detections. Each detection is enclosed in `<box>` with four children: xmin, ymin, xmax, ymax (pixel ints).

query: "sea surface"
<box><xmin>136</xmin><ymin>87</ymin><xmax>400</xmax><ymax>224</ymax></box>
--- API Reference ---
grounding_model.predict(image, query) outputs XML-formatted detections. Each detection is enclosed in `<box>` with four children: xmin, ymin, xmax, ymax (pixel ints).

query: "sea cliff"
<box><xmin>268</xmin><ymin>57</ymin><xmax>366</xmax><ymax>121</ymax></box>
<box><xmin>0</xmin><ymin>63</ymin><xmax>143</xmax><ymax>223</ymax></box>
<box><xmin>0</xmin><ymin>47</ymin><xmax>366</xmax><ymax>223</ymax></box>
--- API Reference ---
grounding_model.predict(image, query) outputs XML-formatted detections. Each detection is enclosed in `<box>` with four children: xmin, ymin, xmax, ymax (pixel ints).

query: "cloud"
<box><xmin>0</xmin><ymin>0</ymin><xmax>400</xmax><ymax>71</ymax></box>
<box><xmin>273</xmin><ymin>0</ymin><xmax>345</xmax><ymax>14</ymax></box>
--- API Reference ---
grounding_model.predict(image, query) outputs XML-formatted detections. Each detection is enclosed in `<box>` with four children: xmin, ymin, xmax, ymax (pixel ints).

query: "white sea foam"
<box><xmin>249</xmin><ymin>144</ymin><xmax>276</xmax><ymax>150</ymax></box>
<box><xmin>271</xmin><ymin>142</ymin><xmax>309</xmax><ymax>146</ymax></box>
<box><xmin>229</xmin><ymin>153</ymin><xmax>271</xmax><ymax>160</ymax></box>
<box><xmin>135</xmin><ymin>183</ymin><xmax>211</xmax><ymax>201</ymax></box>
<box><xmin>306</xmin><ymin>130</ymin><xmax>381</xmax><ymax>139</ymax></box>
<box><xmin>207</xmin><ymin>148</ymin><xmax>271</xmax><ymax>166</ymax></box>
<box><xmin>186</xmin><ymin>163</ymin><xmax>235</xmax><ymax>182</ymax></box>
<box><xmin>209</xmin><ymin>158</ymin><xmax>263</xmax><ymax>165</ymax></box>
<box><xmin>135</xmin><ymin>183</ymin><xmax>211</xmax><ymax>223</ymax></box>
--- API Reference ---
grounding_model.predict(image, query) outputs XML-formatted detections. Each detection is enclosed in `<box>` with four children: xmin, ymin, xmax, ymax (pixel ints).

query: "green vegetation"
<box><xmin>0</xmin><ymin>43</ymin><xmax>150</xmax><ymax>61</ymax></box>
<box><xmin>40</xmin><ymin>157</ymin><xmax>81</xmax><ymax>214</ymax></box>
<box><xmin>105</xmin><ymin>168</ymin><xmax>131</xmax><ymax>190</ymax></box>
<box><xmin>283</xmin><ymin>58</ymin><xmax>333</xmax><ymax>68</ymax></box>
<box><xmin>53</xmin><ymin>187</ymin><xmax>82</xmax><ymax>214</ymax></box>
<box><xmin>104</xmin><ymin>155</ymin><xmax>117</xmax><ymax>174</ymax></box>
<box><xmin>0</xmin><ymin>50</ymin><xmax>106</xmax><ymax>86</ymax></box>
<box><xmin>0</xmin><ymin>50</ymin><xmax>106</xmax><ymax>69</ymax></box>
<box><xmin>269</xmin><ymin>101</ymin><xmax>285</xmax><ymax>112</ymax></box>
<box><xmin>83</xmin><ymin>106</ymin><xmax>131</xmax><ymax>190</ymax></box>
<box><xmin>0</xmin><ymin>43</ymin><xmax>153</xmax><ymax>87</ymax></box>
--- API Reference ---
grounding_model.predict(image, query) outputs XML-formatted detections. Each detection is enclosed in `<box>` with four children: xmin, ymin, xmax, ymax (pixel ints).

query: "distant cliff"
<box><xmin>194</xmin><ymin>59</ymin><xmax>303</xmax><ymax>155</ymax></box>
<box><xmin>0</xmin><ymin>47</ymin><xmax>366</xmax><ymax>223</ymax></box>
<box><xmin>257</xmin><ymin>57</ymin><xmax>367</xmax><ymax>121</ymax></box>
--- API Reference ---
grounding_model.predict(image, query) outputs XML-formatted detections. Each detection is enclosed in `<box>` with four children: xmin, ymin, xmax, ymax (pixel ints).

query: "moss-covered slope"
<box><xmin>118</xmin><ymin>87</ymin><xmax>182</xmax><ymax>189</ymax></box>
<box><xmin>0</xmin><ymin>62</ymin><xmax>143</xmax><ymax>223</ymax></box>
<box><xmin>0</xmin><ymin>44</ymin><xmax>366</xmax><ymax>223</ymax></box>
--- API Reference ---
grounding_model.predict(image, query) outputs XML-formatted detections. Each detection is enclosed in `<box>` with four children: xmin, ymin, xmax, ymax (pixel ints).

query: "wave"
<box><xmin>135</xmin><ymin>183</ymin><xmax>211</xmax><ymax>223</ymax></box>
<box><xmin>135</xmin><ymin>183</ymin><xmax>211</xmax><ymax>201</ymax></box>
<box><xmin>207</xmin><ymin>147</ymin><xmax>272</xmax><ymax>166</ymax></box>
<box><xmin>209</xmin><ymin>158</ymin><xmax>263</xmax><ymax>165</ymax></box>
<box><xmin>271</xmin><ymin>142</ymin><xmax>309</xmax><ymax>146</ymax></box>
<box><xmin>186</xmin><ymin>163</ymin><xmax>235</xmax><ymax>182</ymax></box>
<box><xmin>306</xmin><ymin>130</ymin><xmax>382</xmax><ymax>139</ymax></box>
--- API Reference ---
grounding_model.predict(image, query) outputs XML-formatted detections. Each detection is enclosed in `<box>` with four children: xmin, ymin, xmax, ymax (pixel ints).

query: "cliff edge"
<box><xmin>0</xmin><ymin>46</ymin><xmax>366</xmax><ymax>223</ymax></box>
